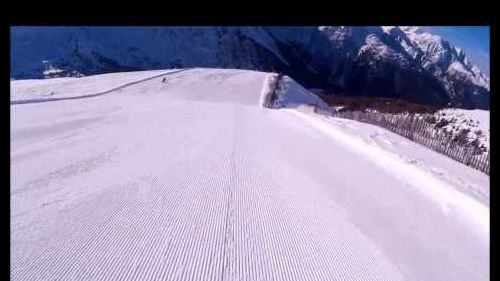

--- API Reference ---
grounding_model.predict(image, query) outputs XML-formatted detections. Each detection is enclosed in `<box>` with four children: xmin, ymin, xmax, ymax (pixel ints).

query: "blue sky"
<box><xmin>423</xmin><ymin>26</ymin><xmax>490</xmax><ymax>75</ymax></box>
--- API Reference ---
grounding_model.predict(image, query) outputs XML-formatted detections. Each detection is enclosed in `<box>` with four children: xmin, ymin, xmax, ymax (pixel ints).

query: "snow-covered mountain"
<box><xmin>10</xmin><ymin>26</ymin><xmax>489</xmax><ymax>109</ymax></box>
<box><xmin>317</xmin><ymin>26</ymin><xmax>489</xmax><ymax>109</ymax></box>
<box><xmin>10</xmin><ymin>27</ymin><xmax>281</xmax><ymax>77</ymax></box>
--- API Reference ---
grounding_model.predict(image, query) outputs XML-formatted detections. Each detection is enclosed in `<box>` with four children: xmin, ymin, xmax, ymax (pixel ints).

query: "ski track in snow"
<box><xmin>11</xmin><ymin>69</ymin><xmax>489</xmax><ymax>281</ymax></box>
<box><xmin>11</xmin><ymin>69</ymin><xmax>189</xmax><ymax>104</ymax></box>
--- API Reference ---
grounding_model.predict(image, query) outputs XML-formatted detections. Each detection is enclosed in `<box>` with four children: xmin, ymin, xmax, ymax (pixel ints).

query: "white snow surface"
<box><xmin>440</xmin><ymin>108</ymin><xmax>490</xmax><ymax>130</ymax></box>
<box><xmin>10</xmin><ymin>69</ymin><xmax>173</xmax><ymax>102</ymax></box>
<box><xmin>434</xmin><ymin>108</ymin><xmax>490</xmax><ymax>151</ymax></box>
<box><xmin>11</xmin><ymin>68</ymin><xmax>488</xmax><ymax>281</ymax></box>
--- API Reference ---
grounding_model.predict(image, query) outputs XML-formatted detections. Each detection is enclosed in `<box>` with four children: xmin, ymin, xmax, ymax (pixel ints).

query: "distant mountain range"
<box><xmin>10</xmin><ymin>26</ymin><xmax>490</xmax><ymax>109</ymax></box>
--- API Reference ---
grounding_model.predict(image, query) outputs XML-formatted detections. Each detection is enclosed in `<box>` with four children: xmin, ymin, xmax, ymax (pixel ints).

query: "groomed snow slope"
<box><xmin>11</xmin><ymin>68</ymin><xmax>488</xmax><ymax>281</ymax></box>
<box><xmin>10</xmin><ymin>69</ymin><xmax>174</xmax><ymax>102</ymax></box>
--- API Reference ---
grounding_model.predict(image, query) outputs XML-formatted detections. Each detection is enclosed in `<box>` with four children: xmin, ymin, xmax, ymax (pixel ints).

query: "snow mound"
<box><xmin>274</xmin><ymin>75</ymin><xmax>329</xmax><ymax>110</ymax></box>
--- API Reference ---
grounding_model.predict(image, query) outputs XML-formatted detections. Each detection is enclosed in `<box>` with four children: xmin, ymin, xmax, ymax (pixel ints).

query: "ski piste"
<box><xmin>11</xmin><ymin>68</ymin><xmax>489</xmax><ymax>281</ymax></box>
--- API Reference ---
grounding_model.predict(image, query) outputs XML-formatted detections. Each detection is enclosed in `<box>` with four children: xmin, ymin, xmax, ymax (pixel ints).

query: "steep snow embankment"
<box><xmin>11</xmin><ymin>68</ymin><xmax>488</xmax><ymax>281</ymax></box>
<box><xmin>273</xmin><ymin>75</ymin><xmax>329</xmax><ymax>111</ymax></box>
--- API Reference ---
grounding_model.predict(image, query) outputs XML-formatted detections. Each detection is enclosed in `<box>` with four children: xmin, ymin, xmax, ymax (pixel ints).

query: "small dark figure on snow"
<box><xmin>162</xmin><ymin>77</ymin><xmax>167</xmax><ymax>84</ymax></box>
